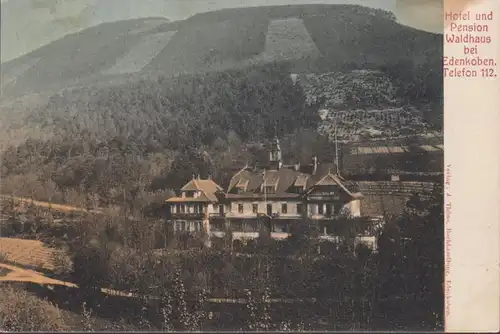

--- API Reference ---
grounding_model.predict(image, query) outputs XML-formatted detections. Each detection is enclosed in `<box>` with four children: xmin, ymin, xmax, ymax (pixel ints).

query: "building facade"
<box><xmin>166</xmin><ymin>178</ymin><xmax>226</xmax><ymax>234</ymax></box>
<box><xmin>166</xmin><ymin>137</ymin><xmax>383</xmax><ymax>250</ymax></box>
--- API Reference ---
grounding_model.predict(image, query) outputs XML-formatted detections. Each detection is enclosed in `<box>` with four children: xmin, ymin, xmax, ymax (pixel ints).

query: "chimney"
<box><xmin>312</xmin><ymin>156</ymin><xmax>318</xmax><ymax>175</ymax></box>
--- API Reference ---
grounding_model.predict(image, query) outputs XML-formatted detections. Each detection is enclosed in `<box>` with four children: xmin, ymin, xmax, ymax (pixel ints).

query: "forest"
<box><xmin>1</xmin><ymin>58</ymin><xmax>442</xmax><ymax>211</ymax></box>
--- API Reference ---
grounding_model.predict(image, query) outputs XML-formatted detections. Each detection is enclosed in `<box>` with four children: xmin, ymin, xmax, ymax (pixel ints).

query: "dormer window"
<box><xmin>184</xmin><ymin>191</ymin><xmax>195</xmax><ymax>198</ymax></box>
<box><xmin>264</xmin><ymin>186</ymin><xmax>276</xmax><ymax>194</ymax></box>
<box><xmin>261</xmin><ymin>175</ymin><xmax>279</xmax><ymax>195</ymax></box>
<box><xmin>234</xmin><ymin>179</ymin><xmax>249</xmax><ymax>194</ymax></box>
<box><xmin>293</xmin><ymin>175</ymin><xmax>308</xmax><ymax>194</ymax></box>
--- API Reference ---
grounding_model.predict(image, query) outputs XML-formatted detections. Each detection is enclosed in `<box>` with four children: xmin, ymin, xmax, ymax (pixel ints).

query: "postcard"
<box><xmin>0</xmin><ymin>0</ymin><xmax>498</xmax><ymax>332</ymax></box>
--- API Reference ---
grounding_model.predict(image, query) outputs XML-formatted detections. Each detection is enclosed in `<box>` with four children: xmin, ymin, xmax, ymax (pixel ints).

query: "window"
<box><xmin>175</xmin><ymin>221</ymin><xmax>184</xmax><ymax>232</ymax></box>
<box><xmin>185</xmin><ymin>191</ymin><xmax>194</xmax><ymax>198</ymax></box>
<box><xmin>252</xmin><ymin>204</ymin><xmax>258</xmax><ymax>214</ymax></box>
<box><xmin>194</xmin><ymin>204</ymin><xmax>203</xmax><ymax>214</ymax></box>
<box><xmin>231</xmin><ymin>221</ymin><xmax>243</xmax><ymax>232</ymax></box>
<box><xmin>267</xmin><ymin>204</ymin><xmax>272</xmax><ymax>216</ymax></box>
<box><xmin>180</xmin><ymin>204</ymin><xmax>186</xmax><ymax>213</ymax></box>
<box><xmin>281</xmin><ymin>203</ymin><xmax>288</xmax><ymax>214</ymax></box>
<box><xmin>212</xmin><ymin>204</ymin><xmax>218</xmax><ymax>212</ymax></box>
<box><xmin>318</xmin><ymin>204</ymin><xmax>324</xmax><ymax>215</ymax></box>
<box><xmin>210</xmin><ymin>221</ymin><xmax>225</xmax><ymax>232</ymax></box>
<box><xmin>297</xmin><ymin>203</ymin><xmax>303</xmax><ymax>215</ymax></box>
<box><xmin>326</xmin><ymin>204</ymin><xmax>333</xmax><ymax>216</ymax></box>
<box><xmin>238</xmin><ymin>204</ymin><xmax>244</xmax><ymax>213</ymax></box>
<box><xmin>264</xmin><ymin>186</ymin><xmax>275</xmax><ymax>194</ymax></box>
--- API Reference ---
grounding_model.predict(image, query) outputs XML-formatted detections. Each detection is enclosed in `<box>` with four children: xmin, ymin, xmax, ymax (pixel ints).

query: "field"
<box><xmin>0</xmin><ymin>237</ymin><xmax>63</xmax><ymax>271</ymax></box>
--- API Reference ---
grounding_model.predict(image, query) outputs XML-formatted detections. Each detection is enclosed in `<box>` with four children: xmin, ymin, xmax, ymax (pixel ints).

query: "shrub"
<box><xmin>52</xmin><ymin>248</ymin><xmax>74</xmax><ymax>277</ymax></box>
<box><xmin>0</xmin><ymin>285</ymin><xmax>68</xmax><ymax>331</ymax></box>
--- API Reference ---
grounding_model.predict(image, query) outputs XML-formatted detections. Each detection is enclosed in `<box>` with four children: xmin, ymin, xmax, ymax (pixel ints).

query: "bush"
<box><xmin>0</xmin><ymin>285</ymin><xmax>68</xmax><ymax>331</ymax></box>
<box><xmin>52</xmin><ymin>247</ymin><xmax>74</xmax><ymax>278</ymax></box>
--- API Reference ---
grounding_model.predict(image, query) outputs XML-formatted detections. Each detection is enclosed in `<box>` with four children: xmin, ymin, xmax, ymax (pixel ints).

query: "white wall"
<box><xmin>229</xmin><ymin>201</ymin><xmax>302</xmax><ymax>216</ymax></box>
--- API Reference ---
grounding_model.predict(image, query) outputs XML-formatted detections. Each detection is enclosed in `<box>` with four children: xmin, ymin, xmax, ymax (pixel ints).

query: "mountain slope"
<box><xmin>0</xmin><ymin>5</ymin><xmax>442</xmax><ymax>203</ymax></box>
<box><xmin>1</xmin><ymin>4</ymin><xmax>442</xmax><ymax>99</ymax></box>
<box><xmin>0</xmin><ymin>0</ymin><xmax>175</xmax><ymax>62</ymax></box>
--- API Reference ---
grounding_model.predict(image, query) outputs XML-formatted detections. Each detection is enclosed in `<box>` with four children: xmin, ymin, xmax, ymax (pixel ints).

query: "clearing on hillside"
<box><xmin>103</xmin><ymin>31</ymin><xmax>177</xmax><ymax>75</ymax></box>
<box><xmin>254</xmin><ymin>17</ymin><xmax>321</xmax><ymax>62</ymax></box>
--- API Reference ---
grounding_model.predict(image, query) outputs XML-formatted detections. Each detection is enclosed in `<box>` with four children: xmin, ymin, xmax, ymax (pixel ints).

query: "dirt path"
<box><xmin>0</xmin><ymin>261</ymin><xmax>135</xmax><ymax>298</ymax></box>
<box><xmin>0</xmin><ymin>194</ymin><xmax>103</xmax><ymax>214</ymax></box>
<box><xmin>0</xmin><ymin>262</ymin><xmax>77</xmax><ymax>287</ymax></box>
<box><xmin>0</xmin><ymin>237</ymin><xmax>131</xmax><ymax>297</ymax></box>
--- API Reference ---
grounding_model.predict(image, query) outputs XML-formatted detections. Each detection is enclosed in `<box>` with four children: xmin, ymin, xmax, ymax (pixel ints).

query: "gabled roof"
<box><xmin>307</xmin><ymin>172</ymin><xmax>364</xmax><ymax>200</ymax></box>
<box><xmin>168</xmin><ymin>179</ymin><xmax>224</xmax><ymax>203</ymax></box>
<box><xmin>315</xmin><ymin>173</ymin><xmax>340</xmax><ymax>186</ymax></box>
<box><xmin>226</xmin><ymin>161</ymin><xmax>361</xmax><ymax>200</ymax></box>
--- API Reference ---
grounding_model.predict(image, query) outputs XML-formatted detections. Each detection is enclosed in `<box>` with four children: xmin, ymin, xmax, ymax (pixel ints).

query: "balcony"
<box><xmin>309</xmin><ymin>213</ymin><xmax>338</xmax><ymax>220</ymax></box>
<box><xmin>209</xmin><ymin>212</ymin><xmax>226</xmax><ymax>218</ymax></box>
<box><xmin>319</xmin><ymin>235</ymin><xmax>341</xmax><ymax>243</ymax></box>
<box><xmin>209</xmin><ymin>231</ymin><xmax>226</xmax><ymax>238</ymax></box>
<box><xmin>273</xmin><ymin>212</ymin><xmax>301</xmax><ymax>219</ymax></box>
<box><xmin>225</xmin><ymin>212</ymin><xmax>260</xmax><ymax>219</ymax></box>
<box><xmin>169</xmin><ymin>212</ymin><xmax>205</xmax><ymax>219</ymax></box>
<box><xmin>271</xmin><ymin>232</ymin><xmax>290</xmax><ymax>240</ymax></box>
<box><xmin>232</xmin><ymin>232</ymin><xmax>259</xmax><ymax>240</ymax></box>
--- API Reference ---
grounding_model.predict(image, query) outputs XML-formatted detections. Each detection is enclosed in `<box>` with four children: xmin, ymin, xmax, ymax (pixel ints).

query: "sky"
<box><xmin>1</xmin><ymin>0</ymin><xmax>443</xmax><ymax>62</ymax></box>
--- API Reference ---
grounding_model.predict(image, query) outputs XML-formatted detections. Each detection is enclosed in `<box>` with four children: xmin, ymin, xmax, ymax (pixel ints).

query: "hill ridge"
<box><xmin>1</xmin><ymin>4</ymin><xmax>441</xmax><ymax>99</ymax></box>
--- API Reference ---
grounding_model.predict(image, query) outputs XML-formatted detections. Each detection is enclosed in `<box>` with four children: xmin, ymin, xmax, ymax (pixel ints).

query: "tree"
<box><xmin>166</xmin><ymin>267</ymin><xmax>207</xmax><ymax>330</ymax></box>
<box><xmin>375</xmin><ymin>183</ymin><xmax>444</xmax><ymax>329</ymax></box>
<box><xmin>0</xmin><ymin>286</ymin><xmax>68</xmax><ymax>331</ymax></box>
<box><xmin>81</xmin><ymin>302</ymin><xmax>95</xmax><ymax>331</ymax></box>
<box><xmin>244</xmin><ymin>285</ymin><xmax>272</xmax><ymax>331</ymax></box>
<box><xmin>285</xmin><ymin>218</ymin><xmax>321</xmax><ymax>257</ymax></box>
